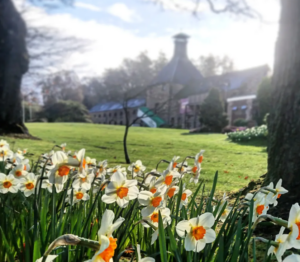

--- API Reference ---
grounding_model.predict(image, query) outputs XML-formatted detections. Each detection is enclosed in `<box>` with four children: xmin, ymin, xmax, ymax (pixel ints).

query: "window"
<box><xmin>98</xmin><ymin>114</ymin><xmax>101</xmax><ymax>118</ymax></box>
<box><xmin>104</xmin><ymin>113</ymin><xmax>106</xmax><ymax>117</ymax></box>
<box><xmin>178</xmin><ymin>117</ymin><xmax>181</xmax><ymax>123</ymax></box>
<box><xmin>241</xmin><ymin>105</ymin><xmax>247</xmax><ymax>110</ymax></box>
<box><xmin>232</xmin><ymin>107</ymin><xmax>237</xmax><ymax>111</ymax></box>
<box><xmin>114</xmin><ymin>112</ymin><xmax>117</xmax><ymax>117</ymax></box>
<box><xmin>120</xmin><ymin>121</ymin><xmax>123</xmax><ymax>125</ymax></box>
<box><xmin>120</xmin><ymin>111</ymin><xmax>123</xmax><ymax>117</ymax></box>
<box><xmin>109</xmin><ymin>113</ymin><xmax>111</xmax><ymax>117</ymax></box>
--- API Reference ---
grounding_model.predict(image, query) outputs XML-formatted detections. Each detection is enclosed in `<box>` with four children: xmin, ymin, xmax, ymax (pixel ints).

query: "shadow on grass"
<box><xmin>181</xmin><ymin>132</ymin><xmax>218</xmax><ymax>136</ymax></box>
<box><xmin>228</xmin><ymin>138</ymin><xmax>268</xmax><ymax>148</ymax></box>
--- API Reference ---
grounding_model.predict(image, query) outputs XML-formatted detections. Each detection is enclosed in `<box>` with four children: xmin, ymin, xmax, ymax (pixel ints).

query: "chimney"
<box><xmin>173</xmin><ymin>33</ymin><xmax>190</xmax><ymax>59</ymax></box>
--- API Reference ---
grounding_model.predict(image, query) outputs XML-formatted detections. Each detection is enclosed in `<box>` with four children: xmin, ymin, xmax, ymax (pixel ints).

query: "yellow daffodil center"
<box><xmin>116</xmin><ymin>187</ymin><xmax>129</xmax><ymax>199</ymax></box>
<box><xmin>99</xmin><ymin>166</ymin><xmax>104</xmax><ymax>173</ymax></box>
<box><xmin>81</xmin><ymin>177</ymin><xmax>87</xmax><ymax>183</ymax></box>
<box><xmin>25</xmin><ymin>182</ymin><xmax>34</xmax><ymax>190</ymax></box>
<box><xmin>256</xmin><ymin>205</ymin><xmax>264</xmax><ymax>215</ymax></box>
<box><xmin>3</xmin><ymin>181</ymin><xmax>12</xmax><ymax>188</ymax></box>
<box><xmin>76</xmin><ymin>192</ymin><xmax>84</xmax><ymax>199</ymax></box>
<box><xmin>23</xmin><ymin>165</ymin><xmax>27</xmax><ymax>171</ymax></box>
<box><xmin>134</xmin><ymin>167</ymin><xmax>140</xmax><ymax>173</ymax></box>
<box><xmin>151</xmin><ymin>212</ymin><xmax>159</xmax><ymax>223</ymax></box>
<box><xmin>164</xmin><ymin>175</ymin><xmax>173</xmax><ymax>186</ymax></box>
<box><xmin>181</xmin><ymin>193</ymin><xmax>187</xmax><ymax>201</ymax></box>
<box><xmin>167</xmin><ymin>188</ymin><xmax>176</xmax><ymax>198</ymax></box>
<box><xmin>150</xmin><ymin>188</ymin><xmax>157</xmax><ymax>194</ymax></box>
<box><xmin>82</xmin><ymin>159</ymin><xmax>86</xmax><ymax>168</ymax></box>
<box><xmin>15</xmin><ymin>170</ymin><xmax>22</xmax><ymax>177</ymax></box>
<box><xmin>192</xmin><ymin>226</ymin><xmax>206</xmax><ymax>240</ymax></box>
<box><xmin>97</xmin><ymin>237</ymin><xmax>117</xmax><ymax>262</ymax></box>
<box><xmin>277</xmin><ymin>194</ymin><xmax>281</xmax><ymax>199</ymax></box>
<box><xmin>151</xmin><ymin>196</ymin><xmax>162</xmax><ymax>207</ymax></box>
<box><xmin>198</xmin><ymin>155</ymin><xmax>203</xmax><ymax>163</ymax></box>
<box><xmin>57</xmin><ymin>166</ymin><xmax>70</xmax><ymax>177</ymax></box>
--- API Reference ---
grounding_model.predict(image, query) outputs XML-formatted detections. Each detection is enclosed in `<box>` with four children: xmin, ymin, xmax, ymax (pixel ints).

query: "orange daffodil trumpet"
<box><xmin>102</xmin><ymin>171</ymin><xmax>139</xmax><ymax>208</ymax></box>
<box><xmin>176</xmin><ymin>213</ymin><xmax>216</xmax><ymax>252</ymax></box>
<box><xmin>0</xmin><ymin>173</ymin><xmax>20</xmax><ymax>194</ymax></box>
<box><xmin>128</xmin><ymin>160</ymin><xmax>146</xmax><ymax>178</ymax></box>
<box><xmin>49</xmin><ymin>151</ymin><xmax>72</xmax><ymax>185</ymax></box>
<box><xmin>155</xmin><ymin>169</ymin><xmax>180</xmax><ymax>191</ymax></box>
<box><xmin>0</xmin><ymin>139</ymin><xmax>9</xmax><ymax>148</ymax></box>
<box><xmin>106</xmin><ymin>165</ymin><xmax>127</xmax><ymax>176</ymax></box>
<box><xmin>180</xmin><ymin>184</ymin><xmax>192</xmax><ymax>209</ymax></box>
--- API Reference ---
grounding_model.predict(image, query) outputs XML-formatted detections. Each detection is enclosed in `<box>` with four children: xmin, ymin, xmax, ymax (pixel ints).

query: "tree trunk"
<box><xmin>0</xmin><ymin>0</ymin><xmax>29</xmax><ymax>135</ymax></box>
<box><xmin>123</xmin><ymin>108</ymin><xmax>131</xmax><ymax>164</ymax></box>
<box><xmin>265</xmin><ymin>0</ymin><xmax>300</xmax><ymax>218</ymax></box>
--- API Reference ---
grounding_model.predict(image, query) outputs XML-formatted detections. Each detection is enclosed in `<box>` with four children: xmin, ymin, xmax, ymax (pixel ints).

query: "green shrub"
<box><xmin>199</xmin><ymin>88</ymin><xmax>228</xmax><ymax>132</ymax></box>
<box><xmin>233</xmin><ymin>118</ymin><xmax>248</xmax><ymax>127</ymax></box>
<box><xmin>227</xmin><ymin>125</ymin><xmax>268</xmax><ymax>142</ymax></box>
<box><xmin>40</xmin><ymin>100</ymin><xmax>92</xmax><ymax>123</ymax></box>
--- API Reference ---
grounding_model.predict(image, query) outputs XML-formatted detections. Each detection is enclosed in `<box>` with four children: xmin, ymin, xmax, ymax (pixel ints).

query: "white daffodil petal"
<box><xmin>204</xmin><ymin>228</ymin><xmax>216</xmax><ymax>243</ymax></box>
<box><xmin>199</xmin><ymin>213</ymin><xmax>215</xmax><ymax>228</ymax></box>
<box><xmin>176</xmin><ymin>220</ymin><xmax>191</xmax><ymax>238</ymax></box>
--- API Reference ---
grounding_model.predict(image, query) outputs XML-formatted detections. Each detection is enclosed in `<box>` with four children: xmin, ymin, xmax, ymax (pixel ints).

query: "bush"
<box><xmin>227</xmin><ymin>125</ymin><xmax>268</xmax><ymax>142</ymax></box>
<box><xmin>233</xmin><ymin>118</ymin><xmax>248</xmax><ymax>127</ymax></box>
<box><xmin>40</xmin><ymin>100</ymin><xmax>92</xmax><ymax>123</ymax></box>
<box><xmin>0</xmin><ymin>141</ymin><xmax>298</xmax><ymax>262</ymax></box>
<box><xmin>199</xmin><ymin>88</ymin><xmax>228</xmax><ymax>132</ymax></box>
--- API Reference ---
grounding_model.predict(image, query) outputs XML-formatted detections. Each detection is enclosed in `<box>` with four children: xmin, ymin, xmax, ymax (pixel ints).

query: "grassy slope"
<box><xmin>1</xmin><ymin>123</ymin><xmax>267</xmax><ymax>193</ymax></box>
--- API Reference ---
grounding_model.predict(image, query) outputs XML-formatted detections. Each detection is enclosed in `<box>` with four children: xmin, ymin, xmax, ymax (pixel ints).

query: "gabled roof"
<box><xmin>174</xmin><ymin>64</ymin><xmax>269</xmax><ymax>99</ymax></box>
<box><xmin>89</xmin><ymin>98</ymin><xmax>145</xmax><ymax>113</ymax></box>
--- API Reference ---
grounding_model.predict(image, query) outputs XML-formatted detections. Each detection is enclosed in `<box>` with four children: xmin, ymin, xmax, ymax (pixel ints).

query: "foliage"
<box><xmin>0</xmin><ymin>141</ymin><xmax>297</xmax><ymax>262</ymax></box>
<box><xmin>194</xmin><ymin>54</ymin><xmax>234</xmax><ymax>77</ymax></box>
<box><xmin>1</xmin><ymin>123</ymin><xmax>267</xmax><ymax>193</ymax></box>
<box><xmin>40</xmin><ymin>100</ymin><xmax>92</xmax><ymax>123</ymax></box>
<box><xmin>256</xmin><ymin>77</ymin><xmax>273</xmax><ymax>125</ymax></box>
<box><xmin>38</xmin><ymin>71</ymin><xmax>84</xmax><ymax>106</ymax></box>
<box><xmin>233</xmin><ymin>118</ymin><xmax>248</xmax><ymax>127</ymax></box>
<box><xmin>199</xmin><ymin>88</ymin><xmax>228</xmax><ymax>132</ymax></box>
<box><xmin>227</xmin><ymin>125</ymin><xmax>268</xmax><ymax>142</ymax></box>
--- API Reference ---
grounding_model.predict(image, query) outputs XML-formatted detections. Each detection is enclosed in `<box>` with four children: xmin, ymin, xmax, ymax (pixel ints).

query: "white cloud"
<box><xmin>107</xmin><ymin>3</ymin><xmax>141</xmax><ymax>23</ymax></box>
<box><xmin>74</xmin><ymin>2</ymin><xmax>101</xmax><ymax>12</ymax></box>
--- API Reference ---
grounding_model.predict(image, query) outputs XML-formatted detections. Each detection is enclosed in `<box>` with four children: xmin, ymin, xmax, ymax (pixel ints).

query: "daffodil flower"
<box><xmin>180</xmin><ymin>185</ymin><xmax>192</xmax><ymax>209</ymax></box>
<box><xmin>19</xmin><ymin>173</ymin><xmax>37</xmax><ymax>197</ymax></box>
<box><xmin>106</xmin><ymin>165</ymin><xmax>127</xmax><ymax>176</ymax></box>
<box><xmin>72</xmin><ymin>170</ymin><xmax>95</xmax><ymax>190</ymax></box>
<box><xmin>9</xmin><ymin>164</ymin><xmax>28</xmax><ymax>179</ymax></box>
<box><xmin>88</xmin><ymin>209</ymin><xmax>124</xmax><ymax>262</ymax></box>
<box><xmin>136</xmin><ymin>244</ymin><xmax>155</xmax><ymax>262</ymax></box>
<box><xmin>155</xmin><ymin>170</ymin><xmax>180</xmax><ymax>190</ymax></box>
<box><xmin>138</xmin><ymin>189</ymin><xmax>166</xmax><ymax>217</ymax></box>
<box><xmin>166</xmin><ymin>184</ymin><xmax>179</xmax><ymax>199</ymax></box>
<box><xmin>283</xmin><ymin>254</ymin><xmax>300</xmax><ymax>262</ymax></box>
<box><xmin>0</xmin><ymin>173</ymin><xmax>20</xmax><ymax>194</ymax></box>
<box><xmin>0</xmin><ymin>139</ymin><xmax>9</xmax><ymax>148</ymax></box>
<box><xmin>66</xmin><ymin>188</ymin><xmax>90</xmax><ymax>204</ymax></box>
<box><xmin>49</xmin><ymin>151</ymin><xmax>71</xmax><ymax>185</ymax></box>
<box><xmin>0</xmin><ymin>146</ymin><xmax>13</xmax><ymax>161</ymax></box>
<box><xmin>5</xmin><ymin>153</ymin><xmax>23</xmax><ymax>169</ymax></box>
<box><xmin>188</xmin><ymin>163</ymin><xmax>201</xmax><ymax>184</ymax></box>
<box><xmin>128</xmin><ymin>160</ymin><xmax>146</xmax><ymax>178</ymax></box>
<box><xmin>287</xmin><ymin>203</ymin><xmax>300</xmax><ymax>249</ymax></box>
<box><xmin>101</xmin><ymin>171</ymin><xmax>139</xmax><ymax>208</ymax></box>
<box><xmin>195</xmin><ymin>150</ymin><xmax>205</xmax><ymax>165</ymax></box>
<box><xmin>266</xmin><ymin>179</ymin><xmax>288</xmax><ymax>206</ymax></box>
<box><xmin>176</xmin><ymin>213</ymin><xmax>216</xmax><ymax>252</ymax></box>
<box><xmin>86</xmin><ymin>156</ymin><xmax>97</xmax><ymax>167</ymax></box>
<box><xmin>95</xmin><ymin>160</ymin><xmax>107</xmax><ymax>177</ymax></box>
<box><xmin>141</xmin><ymin>207</ymin><xmax>171</xmax><ymax>229</ymax></box>
<box><xmin>168</xmin><ymin>156</ymin><xmax>180</xmax><ymax>171</ymax></box>
<box><xmin>36</xmin><ymin>255</ymin><xmax>58</xmax><ymax>262</ymax></box>
<box><xmin>268</xmin><ymin>227</ymin><xmax>289</xmax><ymax>262</ymax></box>
<box><xmin>252</xmin><ymin>194</ymin><xmax>269</xmax><ymax>223</ymax></box>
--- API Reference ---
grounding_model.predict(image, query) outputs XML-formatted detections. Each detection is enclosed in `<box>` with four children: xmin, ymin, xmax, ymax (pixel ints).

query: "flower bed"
<box><xmin>0</xmin><ymin>139</ymin><xmax>298</xmax><ymax>262</ymax></box>
<box><xmin>227</xmin><ymin>125</ymin><xmax>268</xmax><ymax>142</ymax></box>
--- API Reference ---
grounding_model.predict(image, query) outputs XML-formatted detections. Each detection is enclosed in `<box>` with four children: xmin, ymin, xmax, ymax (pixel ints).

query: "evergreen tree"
<box><xmin>199</xmin><ymin>88</ymin><xmax>228</xmax><ymax>132</ymax></box>
<box><xmin>256</xmin><ymin>77</ymin><xmax>272</xmax><ymax>125</ymax></box>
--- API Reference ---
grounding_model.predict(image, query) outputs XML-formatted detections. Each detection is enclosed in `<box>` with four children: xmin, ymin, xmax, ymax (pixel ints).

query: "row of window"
<box><xmin>93</xmin><ymin>109</ymin><xmax>137</xmax><ymax>118</ymax></box>
<box><xmin>232</xmin><ymin>105</ymin><xmax>247</xmax><ymax>111</ymax></box>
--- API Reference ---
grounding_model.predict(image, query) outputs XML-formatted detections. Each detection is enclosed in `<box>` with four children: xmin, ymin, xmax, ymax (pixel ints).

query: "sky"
<box><xmin>16</xmin><ymin>0</ymin><xmax>281</xmax><ymax>78</ymax></box>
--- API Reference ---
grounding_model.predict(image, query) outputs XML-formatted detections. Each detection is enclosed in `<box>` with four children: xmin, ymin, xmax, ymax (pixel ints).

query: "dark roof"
<box><xmin>174</xmin><ymin>64</ymin><xmax>269</xmax><ymax>99</ymax></box>
<box><xmin>89</xmin><ymin>98</ymin><xmax>145</xmax><ymax>113</ymax></box>
<box><xmin>151</xmin><ymin>33</ymin><xmax>204</xmax><ymax>87</ymax></box>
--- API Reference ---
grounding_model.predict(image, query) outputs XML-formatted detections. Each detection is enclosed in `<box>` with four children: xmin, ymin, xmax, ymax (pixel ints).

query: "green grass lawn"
<box><xmin>1</xmin><ymin>123</ymin><xmax>267</xmax><ymax>193</ymax></box>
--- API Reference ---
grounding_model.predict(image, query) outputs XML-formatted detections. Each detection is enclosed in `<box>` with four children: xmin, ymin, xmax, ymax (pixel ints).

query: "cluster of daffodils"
<box><xmin>227</xmin><ymin>125</ymin><xmax>268</xmax><ymax>142</ymax></box>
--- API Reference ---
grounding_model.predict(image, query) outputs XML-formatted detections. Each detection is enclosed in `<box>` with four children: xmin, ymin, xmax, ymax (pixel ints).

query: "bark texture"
<box><xmin>266</xmin><ymin>0</ymin><xmax>300</xmax><ymax>218</ymax></box>
<box><xmin>0</xmin><ymin>0</ymin><xmax>29</xmax><ymax>135</ymax></box>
